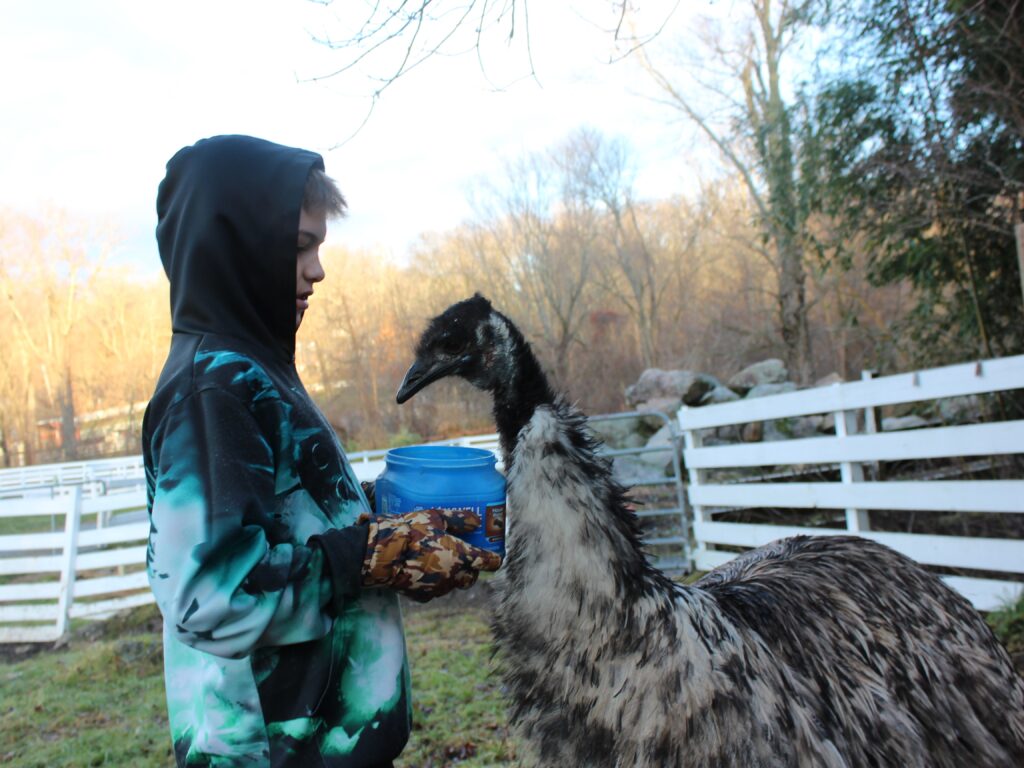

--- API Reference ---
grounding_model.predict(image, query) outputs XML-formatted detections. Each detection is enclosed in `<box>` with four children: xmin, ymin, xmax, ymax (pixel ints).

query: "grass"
<box><xmin>398</xmin><ymin>604</ymin><xmax>518</xmax><ymax>768</ymax></box>
<box><xmin>0</xmin><ymin>514</ymin><xmax>66</xmax><ymax>537</ymax></box>
<box><xmin>0</xmin><ymin>632</ymin><xmax>169</xmax><ymax>767</ymax></box>
<box><xmin>0</xmin><ymin>510</ymin><xmax>142</xmax><ymax>541</ymax></box>
<box><xmin>987</xmin><ymin>592</ymin><xmax>1024</xmax><ymax>675</ymax></box>
<box><xmin>0</xmin><ymin>595</ymin><xmax>517</xmax><ymax>768</ymax></box>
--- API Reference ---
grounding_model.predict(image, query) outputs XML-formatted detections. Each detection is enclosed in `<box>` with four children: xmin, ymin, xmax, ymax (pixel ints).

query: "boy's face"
<box><xmin>296</xmin><ymin>207</ymin><xmax>327</xmax><ymax>330</ymax></box>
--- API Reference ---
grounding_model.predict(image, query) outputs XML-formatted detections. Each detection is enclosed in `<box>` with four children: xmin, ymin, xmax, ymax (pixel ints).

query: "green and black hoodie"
<box><xmin>144</xmin><ymin>135</ymin><xmax>410</xmax><ymax>767</ymax></box>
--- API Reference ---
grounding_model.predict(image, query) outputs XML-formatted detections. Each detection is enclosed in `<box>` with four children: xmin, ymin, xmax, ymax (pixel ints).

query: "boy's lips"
<box><xmin>296</xmin><ymin>293</ymin><xmax>311</xmax><ymax>311</ymax></box>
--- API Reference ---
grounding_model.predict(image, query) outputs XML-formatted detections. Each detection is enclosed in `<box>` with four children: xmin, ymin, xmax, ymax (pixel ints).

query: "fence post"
<box><xmin>665</xmin><ymin>418</ymin><xmax>692</xmax><ymax>572</ymax></box>
<box><xmin>834</xmin><ymin>406</ymin><xmax>870</xmax><ymax>532</ymax></box>
<box><xmin>680</xmin><ymin>417</ymin><xmax>707</xmax><ymax>571</ymax></box>
<box><xmin>1015</xmin><ymin>222</ymin><xmax>1024</xmax><ymax>310</ymax></box>
<box><xmin>861</xmin><ymin>370</ymin><xmax>879</xmax><ymax>479</ymax></box>
<box><xmin>55</xmin><ymin>485</ymin><xmax>82</xmax><ymax>638</ymax></box>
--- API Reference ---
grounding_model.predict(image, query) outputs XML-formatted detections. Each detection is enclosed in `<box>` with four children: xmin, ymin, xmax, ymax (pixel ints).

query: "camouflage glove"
<box><xmin>362</xmin><ymin>509</ymin><xmax>502</xmax><ymax>602</ymax></box>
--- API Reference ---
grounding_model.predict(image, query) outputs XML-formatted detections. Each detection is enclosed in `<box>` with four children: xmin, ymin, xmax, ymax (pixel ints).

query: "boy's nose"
<box><xmin>307</xmin><ymin>254</ymin><xmax>325</xmax><ymax>283</ymax></box>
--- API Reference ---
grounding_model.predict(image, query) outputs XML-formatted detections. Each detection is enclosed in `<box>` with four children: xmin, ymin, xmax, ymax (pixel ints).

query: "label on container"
<box><xmin>485</xmin><ymin>502</ymin><xmax>506</xmax><ymax>541</ymax></box>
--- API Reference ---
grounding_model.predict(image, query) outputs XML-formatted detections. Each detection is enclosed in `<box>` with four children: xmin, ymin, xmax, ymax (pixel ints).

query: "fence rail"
<box><xmin>678</xmin><ymin>354</ymin><xmax>1024</xmax><ymax>611</ymax></box>
<box><xmin>0</xmin><ymin>457</ymin><xmax>146</xmax><ymax>496</ymax></box>
<box><xmin>0</xmin><ymin>419</ymin><xmax>686</xmax><ymax>642</ymax></box>
<box><xmin>0</xmin><ymin>485</ymin><xmax>152</xmax><ymax>643</ymax></box>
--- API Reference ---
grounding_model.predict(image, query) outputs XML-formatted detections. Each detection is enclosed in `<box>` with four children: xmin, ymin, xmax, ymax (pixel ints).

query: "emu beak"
<box><xmin>396</xmin><ymin>356</ymin><xmax>467</xmax><ymax>404</ymax></box>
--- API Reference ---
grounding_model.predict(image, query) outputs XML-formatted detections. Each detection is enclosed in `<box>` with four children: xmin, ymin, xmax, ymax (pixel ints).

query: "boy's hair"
<box><xmin>304</xmin><ymin>168</ymin><xmax>348</xmax><ymax>218</ymax></box>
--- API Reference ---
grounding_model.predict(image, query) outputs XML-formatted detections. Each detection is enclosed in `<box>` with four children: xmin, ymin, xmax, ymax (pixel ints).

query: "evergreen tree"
<box><xmin>813</xmin><ymin>0</ymin><xmax>1023</xmax><ymax>364</ymax></box>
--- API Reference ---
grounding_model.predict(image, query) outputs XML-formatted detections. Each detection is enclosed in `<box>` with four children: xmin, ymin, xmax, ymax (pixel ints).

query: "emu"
<box><xmin>396</xmin><ymin>294</ymin><xmax>1024</xmax><ymax>767</ymax></box>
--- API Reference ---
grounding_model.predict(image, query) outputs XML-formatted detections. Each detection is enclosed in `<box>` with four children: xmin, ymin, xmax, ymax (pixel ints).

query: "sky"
<box><xmin>0</xmin><ymin>0</ymin><xmax>705</xmax><ymax>274</ymax></box>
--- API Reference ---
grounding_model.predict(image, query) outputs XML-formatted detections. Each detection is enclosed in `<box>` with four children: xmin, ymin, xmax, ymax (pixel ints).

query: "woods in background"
<box><xmin>0</xmin><ymin>154</ymin><xmax>908</xmax><ymax>464</ymax></box>
<box><xmin>0</xmin><ymin>209</ymin><xmax>166</xmax><ymax>466</ymax></box>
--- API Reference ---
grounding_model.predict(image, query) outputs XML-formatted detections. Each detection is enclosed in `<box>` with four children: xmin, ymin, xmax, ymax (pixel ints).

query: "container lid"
<box><xmin>385</xmin><ymin>445</ymin><xmax>497</xmax><ymax>469</ymax></box>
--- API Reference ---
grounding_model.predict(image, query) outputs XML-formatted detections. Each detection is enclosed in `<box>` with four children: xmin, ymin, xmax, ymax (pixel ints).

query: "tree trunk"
<box><xmin>59</xmin><ymin>366</ymin><xmax>78</xmax><ymax>461</ymax></box>
<box><xmin>0</xmin><ymin>416</ymin><xmax>9</xmax><ymax>468</ymax></box>
<box><xmin>778</xmin><ymin>236</ymin><xmax>812</xmax><ymax>383</ymax></box>
<box><xmin>762</xmin><ymin>3</ymin><xmax>812</xmax><ymax>383</ymax></box>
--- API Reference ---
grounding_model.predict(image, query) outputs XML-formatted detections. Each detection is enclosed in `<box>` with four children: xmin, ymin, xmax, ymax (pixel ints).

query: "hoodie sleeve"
<box><xmin>146</xmin><ymin>387</ymin><xmax>361</xmax><ymax>658</ymax></box>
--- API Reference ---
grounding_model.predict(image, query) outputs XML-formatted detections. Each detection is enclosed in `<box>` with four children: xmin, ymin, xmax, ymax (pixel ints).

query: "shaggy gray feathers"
<box><xmin>406</xmin><ymin>297</ymin><xmax>1024</xmax><ymax>768</ymax></box>
<box><xmin>492</xmin><ymin>397</ymin><xmax>1024</xmax><ymax>768</ymax></box>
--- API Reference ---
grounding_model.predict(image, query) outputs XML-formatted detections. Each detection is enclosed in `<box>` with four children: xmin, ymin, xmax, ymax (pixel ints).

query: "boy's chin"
<box><xmin>295</xmin><ymin>310</ymin><xmax>304</xmax><ymax>330</ymax></box>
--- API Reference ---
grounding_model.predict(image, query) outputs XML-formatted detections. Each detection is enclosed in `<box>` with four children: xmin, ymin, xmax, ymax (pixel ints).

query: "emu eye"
<box><xmin>440</xmin><ymin>335</ymin><xmax>464</xmax><ymax>355</ymax></box>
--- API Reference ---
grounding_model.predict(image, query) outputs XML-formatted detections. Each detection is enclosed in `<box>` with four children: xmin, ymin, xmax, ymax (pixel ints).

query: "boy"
<box><xmin>144</xmin><ymin>135</ymin><xmax>500</xmax><ymax>767</ymax></box>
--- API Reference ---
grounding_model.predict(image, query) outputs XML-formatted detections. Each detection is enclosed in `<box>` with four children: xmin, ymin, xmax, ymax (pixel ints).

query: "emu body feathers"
<box><xmin>399</xmin><ymin>294</ymin><xmax>1024</xmax><ymax>767</ymax></box>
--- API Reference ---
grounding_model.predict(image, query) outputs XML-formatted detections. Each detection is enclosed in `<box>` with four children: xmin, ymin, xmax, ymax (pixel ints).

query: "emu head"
<box><xmin>396</xmin><ymin>294</ymin><xmax>515</xmax><ymax>404</ymax></box>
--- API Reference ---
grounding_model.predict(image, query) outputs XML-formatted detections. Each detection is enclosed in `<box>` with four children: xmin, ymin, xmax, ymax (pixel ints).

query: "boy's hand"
<box><xmin>362</xmin><ymin>509</ymin><xmax>502</xmax><ymax>602</ymax></box>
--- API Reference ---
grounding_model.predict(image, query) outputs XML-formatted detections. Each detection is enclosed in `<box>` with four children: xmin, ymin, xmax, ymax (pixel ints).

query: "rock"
<box><xmin>612</xmin><ymin>456</ymin><xmax>664</xmax><ymax>486</ymax></box>
<box><xmin>764</xmin><ymin>416</ymin><xmax>820</xmax><ymax>442</ymax></box>
<box><xmin>637</xmin><ymin>424</ymin><xmax>679</xmax><ymax>473</ymax></box>
<box><xmin>699</xmin><ymin>385</ymin><xmax>741</xmax><ymax>406</ymax></box>
<box><xmin>701</xmin><ymin>436</ymin><xmax>732</xmax><ymax>447</ymax></box>
<box><xmin>687</xmin><ymin>374</ymin><xmax>722</xmax><ymax>405</ymax></box>
<box><xmin>727</xmin><ymin>359</ymin><xmax>788</xmax><ymax>394</ymax></box>
<box><xmin>590</xmin><ymin>418</ymin><xmax>648</xmax><ymax>450</ymax></box>
<box><xmin>814</xmin><ymin>372</ymin><xmax>844</xmax><ymax>387</ymax></box>
<box><xmin>706</xmin><ymin>379</ymin><xmax>796</xmax><ymax>445</ymax></box>
<box><xmin>714</xmin><ymin>424</ymin><xmax>743</xmax><ymax>443</ymax></box>
<box><xmin>635</xmin><ymin>396</ymin><xmax>683</xmax><ymax>416</ymax></box>
<box><xmin>625</xmin><ymin>369</ymin><xmax>717</xmax><ymax>409</ymax></box>
<box><xmin>745</xmin><ymin>382</ymin><xmax>798</xmax><ymax>399</ymax></box>
<box><xmin>590</xmin><ymin>410</ymin><xmax>666</xmax><ymax>449</ymax></box>
<box><xmin>881</xmin><ymin>415</ymin><xmax>931</xmax><ymax>431</ymax></box>
<box><xmin>803</xmin><ymin>414</ymin><xmax>833</xmax><ymax>433</ymax></box>
<box><xmin>938</xmin><ymin>395</ymin><xmax>981</xmax><ymax>424</ymax></box>
<box><xmin>763</xmin><ymin>421</ymin><xmax>787</xmax><ymax>442</ymax></box>
<box><xmin>624</xmin><ymin>432</ymin><xmax>648</xmax><ymax>449</ymax></box>
<box><xmin>792</xmin><ymin>416</ymin><xmax>820</xmax><ymax>438</ymax></box>
<box><xmin>741</xmin><ymin>422</ymin><xmax>764</xmax><ymax>442</ymax></box>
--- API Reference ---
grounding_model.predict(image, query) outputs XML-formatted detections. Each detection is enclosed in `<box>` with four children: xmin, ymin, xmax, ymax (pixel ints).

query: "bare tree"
<box><xmin>639</xmin><ymin>0</ymin><xmax>818</xmax><ymax>382</ymax></box>
<box><xmin>0</xmin><ymin>209</ymin><xmax>112</xmax><ymax>460</ymax></box>
<box><xmin>306</xmin><ymin>1</ymin><xmax>679</xmax><ymax>131</ymax></box>
<box><xmin>460</xmin><ymin>143</ymin><xmax>599</xmax><ymax>386</ymax></box>
<box><xmin>310</xmin><ymin>1</ymin><xmax>677</xmax><ymax>79</ymax></box>
<box><xmin>566</xmin><ymin>128</ymin><xmax>688</xmax><ymax>368</ymax></box>
<box><xmin>79</xmin><ymin>276</ymin><xmax>169</xmax><ymax>452</ymax></box>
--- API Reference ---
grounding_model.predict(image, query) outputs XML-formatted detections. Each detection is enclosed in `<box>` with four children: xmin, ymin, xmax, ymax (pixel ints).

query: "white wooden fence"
<box><xmin>678</xmin><ymin>354</ymin><xmax>1024</xmax><ymax>611</ymax></box>
<box><xmin>0</xmin><ymin>456</ymin><xmax>145</xmax><ymax>496</ymax></box>
<box><xmin>0</xmin><ymin>486</ymin><xmax>151</xmax><ymax>642</ymax></box>
<box><xmin>5</xmin><ymin>353</ymin><xmax>1022</xmax><ymax>642</ymax></box>
<box><xmin>0</xmin><ymin>435</ymin><xmax>503</xmax><ymax>643</ymax></box>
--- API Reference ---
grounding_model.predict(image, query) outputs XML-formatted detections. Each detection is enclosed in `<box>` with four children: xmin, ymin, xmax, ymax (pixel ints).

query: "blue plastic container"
<box><xmin>375</xmin><ymin>445</ymin><xmax>507</xmax><ymax>556</ymax></box>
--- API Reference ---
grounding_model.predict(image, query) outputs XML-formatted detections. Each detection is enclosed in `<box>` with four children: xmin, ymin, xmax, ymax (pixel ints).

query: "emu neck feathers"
<box><xmin>488</xmin><ymin>321</ymin><xmax>554</xmax><ymax>467</ymax></box>
<box><xmin>503</xmin><ymin>404</ymin><xmax>674</xmax><ymax>605</ymax></box>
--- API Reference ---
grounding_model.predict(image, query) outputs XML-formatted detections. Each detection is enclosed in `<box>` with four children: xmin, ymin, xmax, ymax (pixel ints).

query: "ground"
<box><xmin>0</xmin><ymin>582</ymin><xmax>517</xmax><ymax>768</ymax></box>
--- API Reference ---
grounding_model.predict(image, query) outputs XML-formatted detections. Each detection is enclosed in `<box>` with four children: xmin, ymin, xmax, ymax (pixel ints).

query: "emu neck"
<box><xmin>491</xmin><ymin>337</ymin><xmax>554</xmax><ymax>467</ymax></box>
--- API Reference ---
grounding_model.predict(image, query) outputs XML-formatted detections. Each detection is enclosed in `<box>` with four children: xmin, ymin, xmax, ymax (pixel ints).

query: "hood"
<box><xmin>156</xmin><ymin>135</ymin><xmax>324</xmax><ymax>363</ymax></box>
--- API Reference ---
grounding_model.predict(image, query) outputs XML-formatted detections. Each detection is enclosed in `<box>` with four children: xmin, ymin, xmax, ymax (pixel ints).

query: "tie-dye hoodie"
<box><xmin>144</xmin><ymin>135</ymin><xmax>410</xmax><ymax>767</ymax></box>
